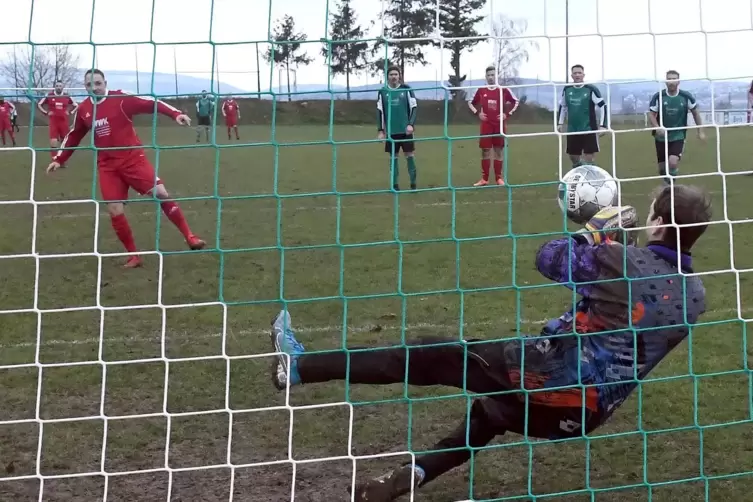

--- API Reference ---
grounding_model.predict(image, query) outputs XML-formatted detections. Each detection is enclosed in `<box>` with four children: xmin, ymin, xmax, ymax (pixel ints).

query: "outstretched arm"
<box><xmin>122</xmin><ymin>93</ymin><xmax>183</xmax><ymax>120</ymax></box>
<box><xmin>52</xmin><ymin>111</ymin><xmax>90</xmax><ymax>165</ymax></box>
<box><xmin>535</xmin><ymin>237</ymin><xmax>604</xmax><ymax>297</ymax></box>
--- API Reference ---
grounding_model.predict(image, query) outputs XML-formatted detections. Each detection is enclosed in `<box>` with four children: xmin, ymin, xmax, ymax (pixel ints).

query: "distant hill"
<box><xmin>0</xmin><ymin>69</ymin><xmax>248</xmax><ymax>99</ymax></box>
<box><xmin>2</xmin><ymin>70</ymin><xmax>749</xmax><ymax>114</ymax></box>
<box><xmin>264</xmin><ymin>77</ymin><xmax>753</xmax><ymax>113</ymax></box>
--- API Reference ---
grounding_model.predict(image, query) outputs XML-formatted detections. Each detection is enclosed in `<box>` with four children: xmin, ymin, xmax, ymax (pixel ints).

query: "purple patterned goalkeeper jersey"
<box><xmin>533</xmin><ymin>237</ymin><xmax>706</xmax><ymax>416</ymax></box>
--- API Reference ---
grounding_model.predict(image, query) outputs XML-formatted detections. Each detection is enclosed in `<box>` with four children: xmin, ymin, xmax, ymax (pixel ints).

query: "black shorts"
<box><xmin>384</xmin><ymin>133</ymin><xmax>415</xmax><ymax>154</ymax></box>
<box><xmin>197</xmin><ymin>115</ymin><xmax>211</xmax><ymax>126</ymax></box>
<box><xmin>655</xmin><ymin>140</ymin><xmax>685</xmax><ymax>163</ymax></box>
<box><xmin>566</xmin><ymin>132</ymin><xmax>600</xmax><ymax>155</ymax></box>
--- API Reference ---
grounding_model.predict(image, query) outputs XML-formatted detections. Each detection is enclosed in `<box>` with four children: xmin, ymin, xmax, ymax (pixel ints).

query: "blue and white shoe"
<box><xmin>270</xmin><ymin>310</ymin><xmax>305</xmax><ymax>390</ymax></box>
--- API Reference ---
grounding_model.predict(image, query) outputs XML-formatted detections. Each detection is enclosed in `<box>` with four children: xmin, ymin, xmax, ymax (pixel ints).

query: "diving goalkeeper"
<box><xmin>267</xmin><ymin>184</ymin><xmax>711</xmax><ymax>501</ymax></box>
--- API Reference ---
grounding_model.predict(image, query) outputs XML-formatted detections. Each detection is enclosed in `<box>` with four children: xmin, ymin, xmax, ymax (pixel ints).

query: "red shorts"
<box><xmin>98</xmin><ymin>158</ymin><xmax>163</xmax><ymax>202</ymax></box>
<box><xmin>225</xmin><ymin>116</ymin><xmax>237</xmax><ymax>127</ymax></box>
<box><xmin>49</xmin><ymin>116</ymin><xmax>70</xmax><ymax>140</ymax></box>
<box><xmin>0</xmin><ymin>120</ymin><xmax>11</xmax><ymax>131</ymax></box>
<box><xmin>479</xmin><ymin>125</ymin><xmax>505</xmax><ymax>149</ymax></box>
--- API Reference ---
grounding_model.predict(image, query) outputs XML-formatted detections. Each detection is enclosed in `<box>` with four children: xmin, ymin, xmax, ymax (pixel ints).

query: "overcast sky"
<box><xmin>1</xmin><ymin>0</ymin><xmax>753</xmax><ymax>92</ymax></box>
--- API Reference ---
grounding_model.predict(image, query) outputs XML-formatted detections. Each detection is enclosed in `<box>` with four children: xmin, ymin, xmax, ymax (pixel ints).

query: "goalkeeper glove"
<box><xmin>576</xmin><ymin>205</ymin><xmax>639</xmax><ymax>246</ymax></box>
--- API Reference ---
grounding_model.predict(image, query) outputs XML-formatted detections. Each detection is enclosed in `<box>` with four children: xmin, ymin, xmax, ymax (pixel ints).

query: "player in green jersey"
<box><xmin>195</xmin><ymin>90</ymin><xmax>215</xmax><ymax>143</ymax></box>
<box><xmin>377</xmin><ymin>66</ymin><xmax>418</xmax><ymax>191</ymax></box>
<box><xmin>557</xmin><ymin>64</ymin><xmax>608</xmax><ymax>167</ymax></box>
<box><xmin>648</xmin><ymin>70</ymin><xmax>705</xmax><ymax>184</ymax></box>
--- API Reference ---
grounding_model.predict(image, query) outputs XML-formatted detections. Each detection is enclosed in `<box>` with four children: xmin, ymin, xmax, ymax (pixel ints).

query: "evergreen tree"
<box><xmin>321</xmin><ymin>0</ymin><xmax>369</xmax><ymax>100</ymax></box>
<box><xmin>371</xmin><ymin>0</ymin><xmax>434</xmax><ymax>78</ymax></box>
<box><xmin>436</xmin><ymin>0</ymin><xmax>486</xmax><ymax>99</ymax></box>
<box><xmin>264</xmin><ymin>15</ymin><xmax>314</xmax><ymax>101</ymax></box>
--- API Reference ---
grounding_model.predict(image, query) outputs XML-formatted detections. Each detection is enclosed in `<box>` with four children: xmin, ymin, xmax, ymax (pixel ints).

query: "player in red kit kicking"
<box><xmin>468</xmin><ymin>66</ymin><xmax>519</xmax><ymax>186</ymax></box>
<box><xmin>47</xmin><ymin>69</ymin><xmax>206</xmax><ymax>269</ymax></box>
<box><xmin>38</xmin><ymin>80</ymin><xmax>77</xmax><ymax>161</ymax></box>
<box><xmin>221</xmin><ymin>98</ymin><xmax>240</xmax><ymax>140</ymax></box>
<box><xmin>0</xmin><ymin>97</ymin><xmax>17</xmax><ymax>147</ymax></box>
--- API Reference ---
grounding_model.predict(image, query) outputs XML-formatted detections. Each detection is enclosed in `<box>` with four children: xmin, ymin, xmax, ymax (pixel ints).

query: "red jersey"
<box><xmin>54</xmin><ymin>89</ymin><xmax>183</xmax><ymax>168</ymax></box>
<box><xmin>0</xmin><ymin>102</ymin><xmax>15</xmax><ymax>121</ymax></box>
<box><xmin>40</xmin><ymin>92</ymin><xmax>75</xmax><ymax>118</ymax></box>
<box><xmin>222</xmin><ymin>100</ymin><xmax>239</xmax><ymax>116</ymax></box>
<box><xmin>471</xmin><ymin>87</ymin><xmax>519</xmax><ymax>127</ymax></box>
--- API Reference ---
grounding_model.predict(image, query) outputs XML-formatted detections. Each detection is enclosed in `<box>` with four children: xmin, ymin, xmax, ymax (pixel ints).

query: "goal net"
<box><xmin>1</xmin><ymin>0</ymin><xmax>751</xmax><ymax>501</ymax></box>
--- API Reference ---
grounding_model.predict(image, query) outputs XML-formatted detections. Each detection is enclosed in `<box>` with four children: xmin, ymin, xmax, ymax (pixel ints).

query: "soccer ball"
<box><xmin>557</xmin><ymin>164</ymin><xmax>619</xmax><ymax>225</ymax></box>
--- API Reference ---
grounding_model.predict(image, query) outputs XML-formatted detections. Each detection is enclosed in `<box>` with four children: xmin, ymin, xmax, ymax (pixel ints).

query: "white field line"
<box><xmin>14</xmin><ymin>188</ymin><xmax>731</xmax><ymax>221</ymax></box>
<box><xmin>3</xmin><ymin>306</ymin><xmax>747</xmax><ymax>350</ymax></box>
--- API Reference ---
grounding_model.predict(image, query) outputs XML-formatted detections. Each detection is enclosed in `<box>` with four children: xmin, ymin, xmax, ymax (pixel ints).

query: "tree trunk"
<box><xmin>451</xmin><ymin>43</ymin><xmax>461</xmax><ymax>100</ymax></box>
<box><xmin>285</xmin><ymin>58</ymin><xmax>292</xmax><ymax>102</ymax></box>
<box><xmin>345</xmin><ymin>60</ymin><xmax>351</xmax><ymax>100</ymax></box>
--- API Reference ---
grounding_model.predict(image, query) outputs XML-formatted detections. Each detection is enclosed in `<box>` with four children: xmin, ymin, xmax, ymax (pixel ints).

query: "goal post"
<box><xmin>1</xmin><ymin>0</ymin><xmax>752</xmax><ymax>501</ymax></box>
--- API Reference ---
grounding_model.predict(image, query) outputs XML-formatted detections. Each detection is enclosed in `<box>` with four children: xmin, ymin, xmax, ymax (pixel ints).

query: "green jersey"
<box><xmin>649</xmin><ymin>89</ymin><xmax>697</xmax><ymax>143</ymax></box>
<box><xmin>376</xmin><ymin>84</ymin><xmax>417</xmax><ymax>135</ymax></box>
<box><xmin>557</xmin><ymin>84</ymin><xmax>607</xmax><ymax>132</ymax></box>
<box><xmin>196</xmin><ymin>97</ymin><xmax>214</xmax><ymax>117</ymax></box>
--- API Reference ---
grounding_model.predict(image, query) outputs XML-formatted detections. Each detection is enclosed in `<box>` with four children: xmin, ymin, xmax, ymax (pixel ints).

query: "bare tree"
<box><xmin>492</xmin><ymin>16</ymin><xmax>538</xmax><ymax>86</ymax></box>
<box><xmin>0</xmin><ymin>45</ymin><xmax>80</xmax><ymax>94</ymax></box>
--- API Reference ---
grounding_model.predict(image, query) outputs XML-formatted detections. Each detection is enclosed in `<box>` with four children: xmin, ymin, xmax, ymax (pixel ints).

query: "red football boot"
<box><xmin>124</xmin><ymin>256</ymin><xmax>142</xmax><ymax>268</ymax></box>
<box><xmin>187</xmin><ymin>235</ymin><xmax>206</xmax><ymax>250</ymax></box>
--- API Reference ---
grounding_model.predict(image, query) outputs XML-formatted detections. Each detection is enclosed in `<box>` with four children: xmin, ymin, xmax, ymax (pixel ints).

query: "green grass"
<box><xmin>1</xmin><ymin>120</ymin><xmax>753</xmax><ymax>501</ymax></box>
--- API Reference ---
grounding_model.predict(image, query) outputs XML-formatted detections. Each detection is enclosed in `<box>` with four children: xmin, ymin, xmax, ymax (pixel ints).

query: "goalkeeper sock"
<box><xmin>480</xmin><ymin>158</ymin><xmax>490</xmax><ymax>180</ymax></box>
<box><xmin>161</xmin><ymin>201</ymin><xmax>192</xmax><ymax>239</ymax></box>
<box><xmin>407</xmin><ymin>156</ymin><xmax>417</xmax><ymax>187</ymax></box>
<box><xmin>493</xmin><ymin>159</ymin><xmax>503</xmax><ymax>180</ymax></box>
<box><xmin>111</xmin><ymin>214</ymin><xmax>137</xmax><ymax>253</ymax></box>
<box><xmin>390</xmin><ymin>156</ymin><xmax>399</xmax><ymax>187</ymax></box>
<box><xmin>668</xmin><ymin>167</ymin><xmax>679</xmax><ymax>177</ymax></box>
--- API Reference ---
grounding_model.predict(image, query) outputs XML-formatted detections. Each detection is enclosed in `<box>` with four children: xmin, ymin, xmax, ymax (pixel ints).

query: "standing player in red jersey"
<box><xmin>468</xmin><ymin>66</ymin><xmax>519</xmax><ymax>186</ymax></box>
<box><xmin>38</xmin><ymin>80</ymin><xmax>78</xmax><ymax>160</ymax></box>
<box><xmin>0</xmin><ymin>97</ymin><xmax>17</xmax><ymax>147</ymax></box>
<box><xmin>221</xmin><ymin>97</ymin><xmax>240</xmax><ymax>140</ymax></box>
<box><xmin>47</xmin><ymin>69</ymin><xmax>206</xmax><ymax>269</ymax></box>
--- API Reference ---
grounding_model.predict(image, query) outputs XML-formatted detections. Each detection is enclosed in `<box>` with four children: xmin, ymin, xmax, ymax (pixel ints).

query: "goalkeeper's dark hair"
<box><xmin>651</xmin><ymin>184</ymin><xmax>712</xmax><ymax>252</ymax></box>
<box><xmin>387</xmin><ymin>65</ymin><xmax>400</xmax><ymax>76</ymax></box>
<box><xmin>84</xmin><ymin>68</ymin><xmax>105</xmax><ymax>79</ymax></box>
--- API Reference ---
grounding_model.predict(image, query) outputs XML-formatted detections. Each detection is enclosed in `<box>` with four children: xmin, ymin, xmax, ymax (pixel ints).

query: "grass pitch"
<box><xmin>1</xmin><ymin>119</ymin><xmax>753</xmax><ymax>501</ymax></box>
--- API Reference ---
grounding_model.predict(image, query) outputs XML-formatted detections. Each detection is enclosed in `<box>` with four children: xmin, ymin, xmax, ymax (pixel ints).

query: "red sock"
<box><xmin>111</xmin><ymin>214</ymin><xmax>137</xmax><ymax>252</ymax></box>
<box><xmin>493</xmin><ymin>160</ymin><xmax>503</xmax><ymax>180</ymax></box>
<box><xmin>161</xmin><ymin>201</ymin><xmax>192</xmax><ymax>239</ymax></box>
<box><xmin>481</xmin><ymin>158</ymin><xmax>491</xmax><ymax>180</ymax></box>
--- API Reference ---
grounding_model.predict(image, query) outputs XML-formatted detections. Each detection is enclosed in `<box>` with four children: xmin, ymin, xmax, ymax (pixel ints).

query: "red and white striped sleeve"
<box><xmin>504</xmin><ymin>87</ymin><xmax>519</xmax><ymax>115</ymax></box>
<box><xmin>119</xmin><ymin>90</ymin><xmax>183</xmax><ymax>120</ymax></box>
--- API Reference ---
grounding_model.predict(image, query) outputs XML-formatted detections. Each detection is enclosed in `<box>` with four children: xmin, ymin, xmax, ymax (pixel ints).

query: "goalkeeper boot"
<box><xmin>351</xmin><ymin>465</ymin><xmax>424</xmax><ymax>502</ymax></box>
<box><xmin>270</xmin><ymin>310</ymin><xmax>304</xmax><ymax>390</ymax></box>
